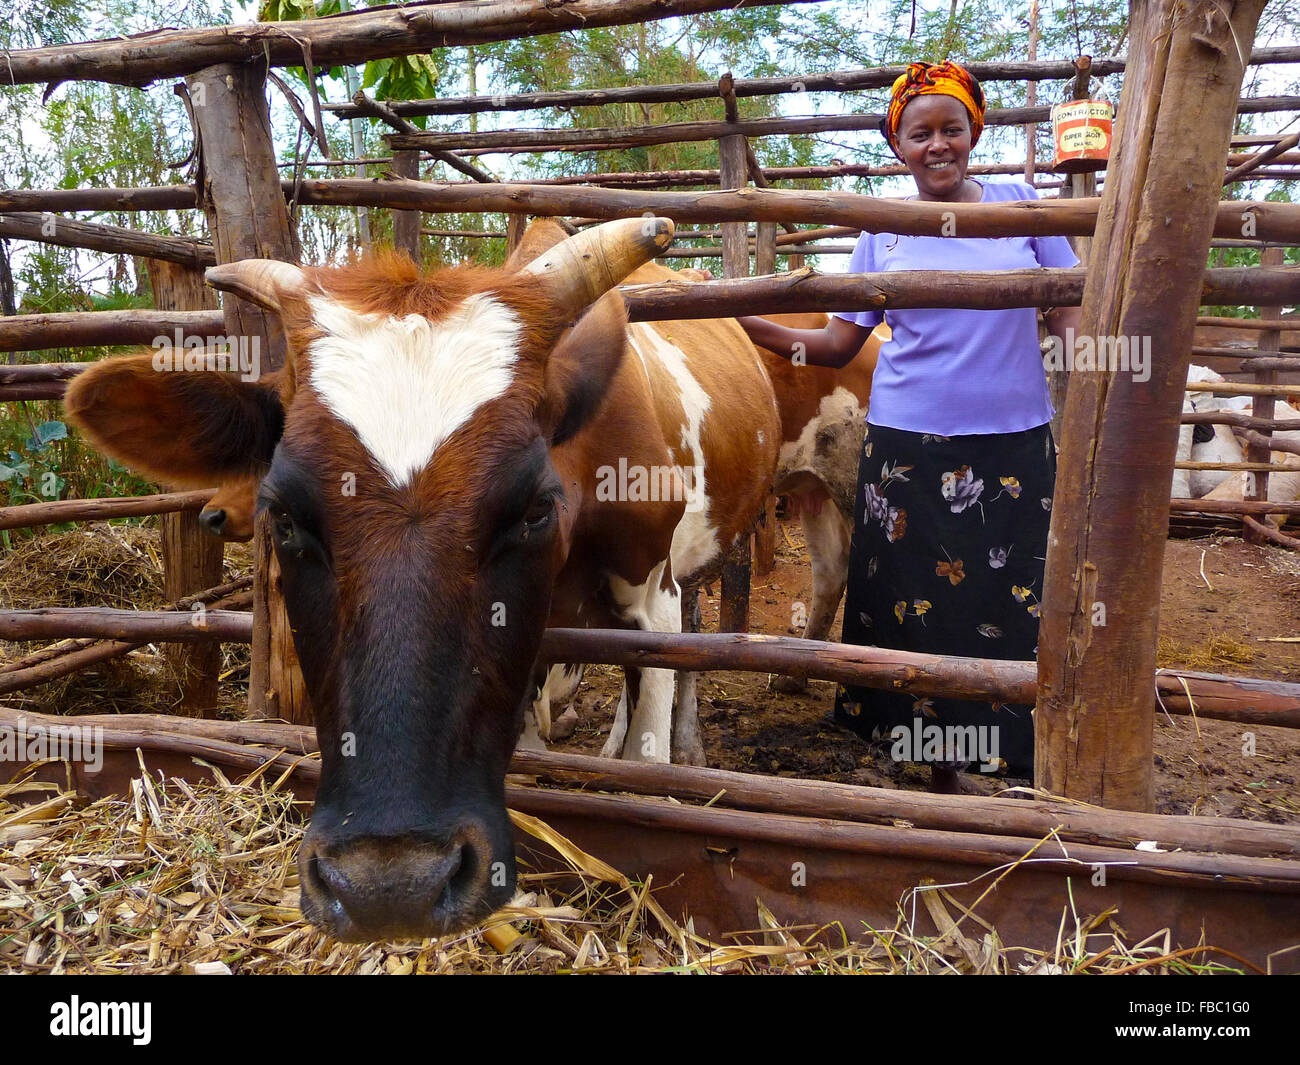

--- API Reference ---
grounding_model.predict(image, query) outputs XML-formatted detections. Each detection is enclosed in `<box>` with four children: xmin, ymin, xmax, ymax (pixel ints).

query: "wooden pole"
<box><xmin>0</xmin><ymin>489</ymin><xmax>214</xmax><ymax>531</ymax></box>
<box><xmin>146</xmin><ymin>259</ymin><xmax>226</xmax><ymax>718</ymax></box>
<box><xmin>0</xmin><ymin>310</ymin><xmax>225</xmax><ymax>353</ymax></box>
<box><xmin>253</xmin><ymin>180</ymin><xmax>1300</xmax><ymax>244</ymax></box>
<box><xmin>1050</xmin><ymin>56</ymin><xmax>1099</xmax><ymax>445</ymax></box>
<box><xmin>0</xmin><ymin>0</ymin><xmax>838</xmax><ymax>88</ymax></box>
<box><xmin>0</xmin><ymin>213</ymin><xmax>214</xmax><ymax>267</ymax></box>
<box><xmin>6</xmin><ymin>182</ymin><xmax>1300</xmax><ymax>244</ymax></box>
<box><xmin>390</xmin><ymin>150</ymin><xmax>423</xmax><ymax>263</ymax></box>
<box><xmin>1036</xmin><ymin>0</ymin><xmax>1268</xmax><ymax>811</ymax></box>
<box><xmin>186</xmin><ymin>59</ymin><xmax>310</xmax><ymax>726</ymax></box>
<box><xmin>752</xmin><ymin>220</ymin><xmax>779</xmax><ymax>578</ymax></box>
<box><xmin>1024</xmin><ymin>0</ymin><xmax>1040</xmax><ymax>185</ymax></box>
<box><xmin>505</xmin><ymin>212</ymin><xmax>527</xmax><ymax>256</ymax></box>
<box><xmin>386</xmin><ymin>96</ymin><xmax>1300</xmax><ymax>155</ymax></box>
<box><xmin>1244</xmin><ymin>245</ymin><xmax>1283</xmax><ymax>539</ymax></box>
<box><xmin>717</xmin><ymin>75</ymin><xmax>752</xmax><ymax>633</ymax></box>
<box><xmin>0</xmin><ymin>268</ymin><xmax>1292</xmax><ymax>362</ymax></box>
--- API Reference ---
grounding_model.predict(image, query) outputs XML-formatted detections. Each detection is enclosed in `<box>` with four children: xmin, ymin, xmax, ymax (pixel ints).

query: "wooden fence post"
<box><xmin>506</xmin><ymin>212</ymin><xmax>527</xmax><ymax>256</ymax></box>
<box><xmin>186</xmin><ymin>59</ymin><xmax>311</xmax><ymax>726</ymax></box>
<box><xmin>717</xmin><ymin>72</ymin><xmax>753</xmax><ymax>631</ymax></box>
<box><xmin>391</xmin><ymin>150</ymin><xmax>422</xmax><ymax>263</ymax></box>
<box><xmin>1035</xmin><ymin>0</ymin><xmax>1267</xmax><ymax>810</ymax></box>
<box><xmin>1244</xmin><ymin>244</ymin><xmax>1283</xmax><ymax>538</ymax></box>
<box><xmin>751</xmin><ymin>220</ymin><xmax>780</xmax><ymax>577</ymax></box>
<box><xmin>146</xmin><ymin>259</ymin><xmax>225</xmax><ymax>717</ymax></box>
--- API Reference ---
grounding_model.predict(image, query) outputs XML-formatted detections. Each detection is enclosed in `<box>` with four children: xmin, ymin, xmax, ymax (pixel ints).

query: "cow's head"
<box><xmin>66</xmin><ymin>217</ymin><xmax>674</xmax><ymax>940</ymax></box>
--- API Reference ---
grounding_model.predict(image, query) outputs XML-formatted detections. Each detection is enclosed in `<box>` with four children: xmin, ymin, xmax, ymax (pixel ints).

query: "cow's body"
<box><xmin>527</xmin><ymin>258</ymin><xmax>780</xmax><ymax>763</ymax></box>
<box><xmin>531</xmin><ymin>310</ymin><xmax>882</xmax><ymax>723</ymax></box>
<box><xmin>65</xmin><ymin>217</ymin><xmax>780</xmax><ymax>940</ymax></box>
<box><xmin>756</xmin><ymin>315</ymin><xmax>880</xmax><ymax>673</ymax></box>
<box><xmin>1173</xmin><ymin>364</ymin><xmax>1300</xmax><ymax>524</ymax></box>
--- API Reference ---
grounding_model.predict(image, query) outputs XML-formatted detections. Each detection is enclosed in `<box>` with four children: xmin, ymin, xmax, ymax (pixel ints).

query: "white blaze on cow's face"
<box><xmin>306</xmin><ymin>292</ymin><xmax>524</xmax><ymax>488</ymax></box>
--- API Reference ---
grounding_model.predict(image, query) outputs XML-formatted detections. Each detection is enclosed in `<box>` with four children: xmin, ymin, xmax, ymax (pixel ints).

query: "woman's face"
<box><xmin>896</xmin><ymin>94</ymin><xmax>974</xmax><ymax>202</ymax></box>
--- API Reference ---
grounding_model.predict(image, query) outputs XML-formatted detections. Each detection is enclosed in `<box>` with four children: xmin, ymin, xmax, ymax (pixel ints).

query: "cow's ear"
<box><xmin>65</xmin><ymin>352</ymin><xmax>284</xmax><ymax>488</ymax></box>
<box><xmin>541</xmin><ymin>290</ymin><xmax>628</xmax><ymax>447</ymax></box>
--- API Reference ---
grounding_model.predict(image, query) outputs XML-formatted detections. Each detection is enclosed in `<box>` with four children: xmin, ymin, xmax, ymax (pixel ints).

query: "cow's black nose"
<box><xmin>300</xmin><ymin>826</ymin><xmax>506</xmax><ymax>941</ymax></box>
<box><xmin>198</xmin><ymin>508</ymin><xmax>226</xmax><ymax>537</ymax></box>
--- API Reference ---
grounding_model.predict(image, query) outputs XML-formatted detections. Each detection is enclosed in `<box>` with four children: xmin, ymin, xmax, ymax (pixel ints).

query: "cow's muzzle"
<box><xmin>299</xmin><ymin>823</ymin><xmax>511</xmax><ymax>941</ymax></box>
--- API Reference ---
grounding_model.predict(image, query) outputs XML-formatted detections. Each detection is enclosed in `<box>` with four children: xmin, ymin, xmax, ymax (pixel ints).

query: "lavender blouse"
<box><xmin>832</xmin><ymin>180</ymin><xmax>1079</xmax><ymax>436</ymax></box>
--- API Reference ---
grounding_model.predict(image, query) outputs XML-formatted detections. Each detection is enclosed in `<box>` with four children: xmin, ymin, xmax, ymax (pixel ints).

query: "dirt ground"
<box><xmin>549</xmin><ymin>526</ymin><xmax>1300</xmax><ymax>824</ymax></box>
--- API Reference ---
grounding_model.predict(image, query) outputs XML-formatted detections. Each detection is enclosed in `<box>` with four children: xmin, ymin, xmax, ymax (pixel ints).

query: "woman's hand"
<box><xmin>737</xmin><ymin>314</ymin><xmax>874</xmax><ymax>369</ymax></box>
<box><xmin>1044</xmin><ymin>305</ymin><xmax>1083</xmax><ymax>355</ymax></box>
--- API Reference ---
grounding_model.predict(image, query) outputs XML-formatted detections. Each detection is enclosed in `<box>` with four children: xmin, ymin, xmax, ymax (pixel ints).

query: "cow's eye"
<box><xmin>270</xmin><ymin>507</ymin><xmax>297</xmax><ymax>548</ymax></box>
<box><xmin>521</xmin><ymin>497</ymin><xmax>555</xmax><ymax>532</ymax></box>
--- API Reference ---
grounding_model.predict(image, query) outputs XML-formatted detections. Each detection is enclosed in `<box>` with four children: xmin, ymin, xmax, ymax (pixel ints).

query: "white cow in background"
<box><xmin>1174</xmin><ymin>364</ymin><xmax>1300</xmax><ymax>526</ymax></box>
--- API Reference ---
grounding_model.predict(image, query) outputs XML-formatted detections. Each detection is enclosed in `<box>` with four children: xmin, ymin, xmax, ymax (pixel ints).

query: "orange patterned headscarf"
<box><xmin>884</xmin><ymin>61</ymin><xmax>986</xmax><ymax>161</ymax></box>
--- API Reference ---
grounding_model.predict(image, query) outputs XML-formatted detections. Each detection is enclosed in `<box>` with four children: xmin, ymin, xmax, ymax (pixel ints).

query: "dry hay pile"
<box><xmin>0</xmin><ymin>762</ymin><xmax>1262</xmax><ymax>975</ymax></box>
<box><xmin>0</xmin><ymin>523</ymin><xmax>253</xmax><ymax>716</ymax></box>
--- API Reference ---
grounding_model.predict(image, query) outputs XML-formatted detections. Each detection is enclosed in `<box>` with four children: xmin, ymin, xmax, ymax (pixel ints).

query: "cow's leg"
<box><xmin>601</xmin><ymin>559</ymin><xmax>680</xmax><ymax>764</ymax></box>
<box><xmin>771</xmin><ymin>484</ymin><xmax>851</xmax><ymax>694</ymax></box>
<box><xmin>602</xmin><ymin>687</ymin><xmax>631</xmax><ymax>760</ymax></box>
<box><xmin>516</xmin><ymin>667</ymin><xmax>548</xmax><ymax>752</ymax></box>
<box><xmin>672</xmin><ymin>580</ymin><xmax>706</xmax><ymax>766</ymax></box>
<box><xmin>531</xmin><ymin>662</ymin><xmax>585</xmax><ymax>742</ymax></box>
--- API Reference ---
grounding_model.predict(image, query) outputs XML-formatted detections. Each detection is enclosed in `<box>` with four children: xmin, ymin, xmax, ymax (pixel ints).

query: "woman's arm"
<box><xmin>1044</xmin><ymin>305</ymin><xmax>1082</xmax><ymax>355</ymax></box>
<box><xmin>737</xmin><ymin>314</ymin><xmax>875</xmax><ymax>369</ymax></box>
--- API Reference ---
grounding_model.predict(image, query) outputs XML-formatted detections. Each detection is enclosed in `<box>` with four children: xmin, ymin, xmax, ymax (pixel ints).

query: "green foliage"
<box><xmin>258</xmin><ymin>0</ymin><xmax>440</xmax><ymax>116</ymax></box>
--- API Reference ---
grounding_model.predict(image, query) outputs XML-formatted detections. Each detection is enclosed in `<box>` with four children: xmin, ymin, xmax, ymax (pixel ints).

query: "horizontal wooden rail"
<box><xmin>282</xmin><ymin>180</ymin><xmax>1300</xmax><ymax>243</ymax></box>
<box><xmin>1169</xmin><ymin>496</ymin><xmax>1300</xmax><ymax>516</ymax></box>
<box><xmin>0</xmin><ymin>310</ymin><xmax>225</xmax><ymax>354</ymax></box>
<box><xmin>617</xmin><ymin>267</ymin><xmax>1300</xmax><ymax>320</ymax></box>
<box><xmin>323</xmin><ymin>49</ymin><xmax>1300</xmax><ymax>119</ymax></box>
<box><xmin>0</xmin><ymin>213</ymin><xmax>214</xmax><ymax>267</ymax></box>
<box><xmin>0</xmin><ymin>490</ymin><xmax>215</xmax><ymax>531</ymax></box>
<box><xmin>1198</xmin><ymin>316</ymin><xmax>1300</xmax><ymax>331</ymax></box>
<box><xmin>0</xmin><ymin>608</ymin><xmax>253</xmax><ymax>642</ymax></box>
<box><xmin>1</xmin><ymin>615</ymin><xmax>1294</xmax><ymax>728</ymax></box>
<box><xmin>0</xmin><ymin>362</ymin><xmax>87</xmax><ymax>384</ymax></box>
<box><xmin>387</xmin><ymin>98</ymin><xmax>1300</xmax><ymax>156</ymax></box>
<box><xmin>1183</xmin><ymin>410</ymin><xmax>1300</xmax><ymax>433</ymax></box>
<box><xmin>3</xmin><ymin>270</ymin><xmax>1296</xmax><ymax>358</ymax></box>
<box><xmin>1173</xmin><ymin>460</ymin><xmax>1297</xmax><ymax>472</ymax></box>
<box><xmin>0</xmin><ymin>582</ymin><xmax>252</xmax><ymax>695</ymax></box>
<box><xmin>0</xmin><ymin>0</ymin><xmax>834</xmax><ymax>87</ymax></box>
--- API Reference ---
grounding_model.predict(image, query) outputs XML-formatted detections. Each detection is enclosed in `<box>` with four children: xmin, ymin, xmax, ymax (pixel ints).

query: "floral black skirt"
<box><xmin>833</xmin><ymin>422</ymin><xmax>1056</xmax><ymax>778</ymax></box>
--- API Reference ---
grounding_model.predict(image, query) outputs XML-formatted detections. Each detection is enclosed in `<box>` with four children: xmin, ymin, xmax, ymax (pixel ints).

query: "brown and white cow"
<box><xmin>755</xmin><ymin>314</ymin><xmax>880</xmax><ymax>687</ymax></box>
<box><xmin>65</xmin><ymin>217</ymin><xmax>780</xmax><ymax>940</ymax></box>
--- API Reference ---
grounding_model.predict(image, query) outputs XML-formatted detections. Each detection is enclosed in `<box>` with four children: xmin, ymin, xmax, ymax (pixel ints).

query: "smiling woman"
<box><xmin>736</xmin><ymin>61</ymin><xmax>1084</xmax><ymax>793</ymax></box>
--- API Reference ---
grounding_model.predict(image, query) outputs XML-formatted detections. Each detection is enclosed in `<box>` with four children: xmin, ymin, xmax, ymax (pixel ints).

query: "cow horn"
<box><xmin>205</xmin><ymin>259</ymin><xmax>309</xmax><ymax>313</ymax></box>
<box><xmin>522</xmin><ymin>217</ymin><xmax>674</xmax><ymax>318</ymax></box>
